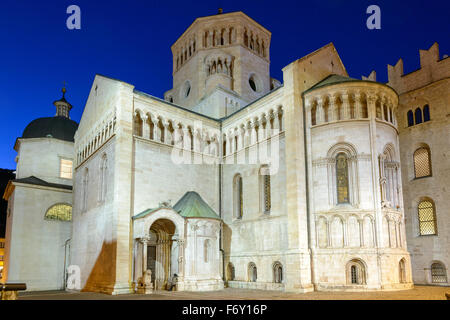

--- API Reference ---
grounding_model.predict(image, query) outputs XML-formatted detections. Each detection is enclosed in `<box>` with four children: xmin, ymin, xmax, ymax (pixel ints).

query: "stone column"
<box><xmin>207</xmin><ymin>30</ymin><xmax>213</xmax><ymax>47</ymax></box>
<box><xmin>367</xmin><ymin>90</ymin><xmax>385</xmax><ymax>294</ymax></box>
<box><xmin>329</xmin><ymin>94</ymin><xmax>338</xmax><ymax>121</ymax></box>
<box><xmin>163</xmin><ymin>121</ymin><xmax>171</xmax><ymax>145</ymax></box>
<box><xmin>380</xmin><ymin>96</ymin><xmax>386</xmax><ymax>121</ymax></box>
<box><xmin>341</xmin><ymin>92</ymin><xmax>350</xmax><ymax>119</ymax></box>
<box><xmin>140</xmin><ymin>237</ymin><xmax>149</xmax><ymax>274</ymax></box>
<box><xmin>227</xmin><ymin>134</ymin><xmax>233</xmax><ymax>155</ymax></box>
<box><xmin>182</xmin><ymin>128</ymin><xmax>190</xmax><ymax>150</ymax></box>
<box><xmin>358</xmin><ymin>218</ymin><xmax>364</xmax><ymax>248</ymax></box>
<box><xmin>257</xmin><ymin>119</ymin><xmax>264</xmax><ymax>141</ymax></box>
<box><xmin>273</xmin><ymin>111</ymin><xmax>280</xmax><ymax>135</ymax></box>
<box><xmin>250</xmin><ymin>121</ymin><xmax>258</xmax><ymax>145</ymax></box>
<box><xmin>354</xmin><ymin>92</ymin><xmax>362</xmax><ymax>119</ymax></box>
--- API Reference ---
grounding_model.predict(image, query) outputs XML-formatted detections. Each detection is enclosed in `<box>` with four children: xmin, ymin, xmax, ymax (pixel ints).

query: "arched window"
<box><xmin>346</xmin><ymin>259</ymin><xmax>366</xmax><ymax>285</ymax></box>
<box><xmin>380</xmin><ymin>145</ymin><xmax>399</xmax><ymax>208</ymax></box>
<box><xmin>273</xmin><ymin>262</ymin><xmax>283</xmax><ymax>283</ymax></box>
<box><xmin>82</xmin><ymin>168</ymin><xmax>89</xmax><ymax>212</ymax></box>
<box><xmin>45</xmin><ymin>204</ymin><xmax>72</xmax><ymax>221</ymax></box>
<box><xmin>146</xmin><ymin>116</ymin><xmax>155</xmax><ymax>140</ymax></box>
<box><xmin>414</xmin><ymin>107</ymin><xmax>423</xmax><ymax>124</ymax></box>
<box><xmin>418</xmin><ymin>199</ymin><xmax>437</xmax><ymax>235</ymax></box>
<box><xmin>99</xmin><ymin>154</ymin><xmax>107</xmax><ymax>202</ymax></box>
<box><xmin>398</xmin><ymin>259</ymin><xmax>407</xmax><ymax>283</ymax></box>
<box><xmin>336</xmin><ymin>153</ymin><xmax>350</xmax><ymax>204</ymax></box>
<box><xmin>248</xmin><ymin>263</ymin><xmax>257</xmax><ymax>282</ymax></box>
<box><xmin>423</xmin><ymin>105</ymin><xmax>430</xmax><ymax>122</ymax></box>
<box><xmin>233</xmin><ymin>174</ymin><xmax>243</xmax><ymax>219</ymax></box>
<box><xmin>204</xmin><ymin>239</ymin><xmax>210</xmax><ymax>263</ymax></box>
<box><xmin>134</xmin><ymin>112</ymin><xmax>143</xmax><ymax>136</ymax></box>
<box><xmin>375</xmin><ymin>100</ymin><xmax>382</xmax><ymax>119</ymax></box>
<box><xmin>407</xmin><ymin>110</ymin><xmax>414</xmax><ymax>127</ymax></box>
<box><xmin>260</xmin><ymin>165</ymin><xmax>271</xmax><ymax>214</ymax></box>
<box><xmin>311</xmin><ymin>104</ymin><xmax>317</xmax><ymax>126</ymax></box>
<box><xmin>227</xmin><ymin>263</ymin><xmax>235</xmax><ymax>281</ymax></box>
<box><xmin>413</xmin><ymin>147</ymin><xmax>432</xmax><ymax>178</ymax></box>
<box><xmin>350</xmin><ymin>265</ymin><xmax>358</xmax><ymax>283</ymax></box>
<box><xmin>431</xmin><ymin>262</ymin><xmax>447</xmax><ymax>283</ymax></box>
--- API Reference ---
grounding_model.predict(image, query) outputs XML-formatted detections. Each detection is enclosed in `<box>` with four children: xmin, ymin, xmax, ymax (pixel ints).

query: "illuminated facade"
<box><xmin>3</xmin><ymin>11</ymin><xmax>448</xmax><ymax>293</ymax></box>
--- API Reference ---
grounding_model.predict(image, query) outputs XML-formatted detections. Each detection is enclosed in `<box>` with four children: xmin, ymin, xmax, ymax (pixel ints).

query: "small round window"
<box><xmin>248</xmin><ymin>74</ymin><xmax>259</xmax><ymax>92</ymax></box>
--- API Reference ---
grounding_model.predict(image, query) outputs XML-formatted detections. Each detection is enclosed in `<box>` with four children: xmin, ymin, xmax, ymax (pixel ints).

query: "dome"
<box><xmin>21</xmin><ymin>116</ymin><xmax>78</xmax><ymax>142</ymax></box>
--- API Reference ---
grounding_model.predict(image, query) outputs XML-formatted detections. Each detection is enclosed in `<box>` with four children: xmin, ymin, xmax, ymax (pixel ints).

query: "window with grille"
<box><xmin>413</xmin><ymin>147</ymin><xmax>431</xmax><ymax>178</ymax></box>
<box><xmin>60</xmin><ymin>159</ymin><xmax>73</xmax><ymax>179</ymax></box>
<box><xmin>347</xmin><ymin>259</ymin><xmax>366</xmax><ymax>285</ymax></box>
<box><xmin>351</xmin><ymin>265</ymin><xmax>358</xmax><ymax>284</ymax></box>
<box><xmin>260</xmin><ymin>166</ymin><xmax>271</xmax><ymax>214</ymax></box>
<box><xmin>263</xmin><ymin>174</ymin><xmax>271</xmax><ymax>213</ymax></box>
<box><xmin>45</xmin><ymin>204</ymin><xmax>72</xmax><ymax>221</ymax></box>
<box><xmin>336</xmin><ymin>153</ymin><xmax>349</xmax><ymax>204</ymax></box>
<box><xmin>418</xmin><ymin>200</ymin><xmax>437</xmax><ymax>235</ymax></box>
<box><xmin>234</xmin><ymin>174</ymin><xmax>243</xmax><ymax>219</ymax></box>
<box><xmin>431</xmin><ymin>263</ymin><xmax>447</xmax><ymax>283</ymax></box>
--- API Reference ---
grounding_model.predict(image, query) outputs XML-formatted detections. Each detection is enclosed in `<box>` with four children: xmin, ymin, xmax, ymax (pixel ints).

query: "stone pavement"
<box><xmin>18</xmin><ymin>285</ymin><xmax>450</xmax><ymax>300</ymax></box>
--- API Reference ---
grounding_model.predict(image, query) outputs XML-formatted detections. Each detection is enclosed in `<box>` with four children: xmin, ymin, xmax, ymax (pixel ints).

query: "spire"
<box><xmin>53</xmin><ymin>82</ymin><xmax>73</xmax><ymax>119</ymax></box>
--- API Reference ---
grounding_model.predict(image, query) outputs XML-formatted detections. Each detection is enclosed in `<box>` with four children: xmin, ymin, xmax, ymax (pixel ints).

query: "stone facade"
<box><xmin>4</xmin><ymin>11</ymin><xmax>448</xmax><ymax>294</ymax></box>
<box><xmin>3</xmin><ymin>137</ymin><xmax>73</xmax><ymax>291</ymax></box>
<box><xmin>387</xmin><ymin>43</ymin><xmax>449</xmax><ymax>286</ymax></box>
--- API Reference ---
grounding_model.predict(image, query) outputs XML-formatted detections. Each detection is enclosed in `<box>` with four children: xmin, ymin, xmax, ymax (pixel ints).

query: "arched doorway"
<box><xmin>147</xmin><ymin>218</ymin><xmax>178</xmax><ymax>290</ymax></box>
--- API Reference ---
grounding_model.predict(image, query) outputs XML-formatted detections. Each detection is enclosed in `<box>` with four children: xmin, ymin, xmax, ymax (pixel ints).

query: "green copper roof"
<box><xmin>133</xmin><ymin>207</ymin><xmax>159</xmax><ymax>220</ymax></box>
<box><xmin>132</xmin><ymin>192</ymin><xmax>220</xmax><ymax>220</ymax></box>
<box><xmin>304</xmin><ymin>74</ymin><xmax>360</xmax><ymax>94</ymax></box>
<box><xmin>173</xmin><ymin>191</ymin><xmax>221</xmax><ymax>220</ymax></box>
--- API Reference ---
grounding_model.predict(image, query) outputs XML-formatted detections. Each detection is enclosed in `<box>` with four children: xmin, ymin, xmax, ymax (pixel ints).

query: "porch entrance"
<box><xmin>147</xmin><ymin>218</ymin><xmax>178</xmax><ymax>290</ymax></box>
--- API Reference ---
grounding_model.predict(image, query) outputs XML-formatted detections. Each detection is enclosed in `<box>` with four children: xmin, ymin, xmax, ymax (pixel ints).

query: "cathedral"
<box><xmin>2</xmin><ymin>11</ymin><xmax>449</xmax><ymax>294</ymax></box>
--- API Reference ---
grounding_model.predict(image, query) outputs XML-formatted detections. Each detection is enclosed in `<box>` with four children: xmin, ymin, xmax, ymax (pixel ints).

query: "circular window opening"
<box><xmin>248</xmin><ymin>74</ymin><xmax>260</xmax><ymax>92</ymax></box>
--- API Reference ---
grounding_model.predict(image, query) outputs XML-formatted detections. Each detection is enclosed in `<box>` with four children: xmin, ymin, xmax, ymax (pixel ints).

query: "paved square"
<box><xmin>18</xmin><ymin>285</ymin><xmax>450</xmax><ymax>300</ymax></box>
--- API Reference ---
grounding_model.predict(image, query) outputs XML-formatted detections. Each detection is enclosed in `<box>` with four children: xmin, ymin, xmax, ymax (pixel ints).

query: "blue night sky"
<box><xmin>0</xmin><ymin>0</ymin><xmax>448</xmax><ymax>169</ymax></box>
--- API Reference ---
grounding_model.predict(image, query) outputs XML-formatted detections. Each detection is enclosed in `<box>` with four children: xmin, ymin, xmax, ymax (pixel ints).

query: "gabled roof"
<box><xmin>306</xmin><ymin>74</ymin><xmax>359</xmax><ymax>92</ymax></box>
<box><xmin>173</xmin><ymin>191</ymin><xmax>220</xmax><ymax>220</ymax></box>
<box><xmin>132</xmin><ymin>191</ymin><xmax>221</xmax><ymax>221</ymax></box>
<box><xmin>303</xmin><ymin>73</ymin><xmax>398</xmax><ymax>96</ymax></box>
<box><xmin>12</xmin><ymin>176</ymin><xmax>72</xmax><ymax>190</ymax></box>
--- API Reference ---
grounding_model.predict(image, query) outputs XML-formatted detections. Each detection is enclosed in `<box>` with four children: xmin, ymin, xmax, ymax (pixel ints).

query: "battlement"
<box><xmin>386</xmin><ymin>42</ymin><xmax>450</xmax><ymax>94</ymax></box>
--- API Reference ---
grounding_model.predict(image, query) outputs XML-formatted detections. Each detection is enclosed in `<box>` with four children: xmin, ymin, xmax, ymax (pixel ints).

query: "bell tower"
<box><xmin>53</xmin><ymin>84</ymin><xmax>73</xmax><ymax>118</ymax></box>
<box><xmin>164</xmin><ymin>11</ymin><xmax>272</xmax><ymax>116</ymax></box>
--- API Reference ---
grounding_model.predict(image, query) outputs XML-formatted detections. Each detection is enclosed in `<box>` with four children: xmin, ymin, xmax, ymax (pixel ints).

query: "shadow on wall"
<box><xmin>81</xmin><ymin>241</ymin><xmax>117</xmax><ymax>294</ymax></box>
<box><xmin>222</xmin><ymin>223</ymin><xmax>232</xmax><ymax>256</ymax></box>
